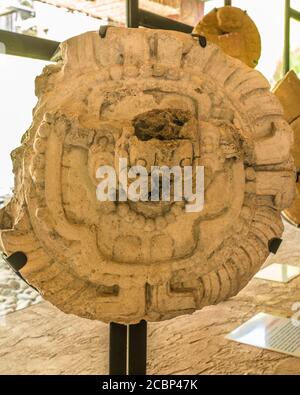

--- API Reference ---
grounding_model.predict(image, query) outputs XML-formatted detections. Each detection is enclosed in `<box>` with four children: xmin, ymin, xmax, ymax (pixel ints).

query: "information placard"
<box><xmin>254</xmin><ymin>263</ymin><xmax>300</xmax><ymax>283</ymax></box>
<box><xmin>226</xmin><ymin>313</ymin><xmax>300</xmax><ymax>357</ymax></box>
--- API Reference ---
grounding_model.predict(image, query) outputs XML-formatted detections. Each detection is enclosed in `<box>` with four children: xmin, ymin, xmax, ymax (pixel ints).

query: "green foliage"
<box><xmin>273</xmin><ymin>48</ymin><xmax>300</xmax><ymax>84</ymax></box>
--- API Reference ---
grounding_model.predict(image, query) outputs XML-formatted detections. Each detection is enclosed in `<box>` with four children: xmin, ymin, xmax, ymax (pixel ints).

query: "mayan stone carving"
<box><xmin>274</xmin><ymin>70</ymin><xmax>300</xmax><ymax>225</ymax></box>
<box><xmin>193</xmin><ymin>6</ymin><xmax>261</xmax><ymax>68</ymax></box>
<box><xmin>0</xmin><ymin>28</ymin><xmax>295</xmax><ymax>323</ymax></box>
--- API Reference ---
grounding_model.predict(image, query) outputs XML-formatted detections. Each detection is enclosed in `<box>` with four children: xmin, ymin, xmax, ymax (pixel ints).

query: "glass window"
<box><xmin>291</xmin><ymin>0</ymin><xmax>300</xmax><ymax>10</ymax></box>
<box><xmin>0</xmin><ymin>0</ymin><xmax>106</xmax><ymax>42</ymax></box>
<box><xmin>290</xmin><ymin>14</ymin><xmax>300</xmax><ymax>78</ymax></box>
<box><xmin>233</xmin><ymin>0</ymin><xmax>285</xmax><ymax>84</ymax></box>
<box><xmin>0</xmin><ymin>53</ymin><xmax>49</xmax><ymax>197</ymax></box>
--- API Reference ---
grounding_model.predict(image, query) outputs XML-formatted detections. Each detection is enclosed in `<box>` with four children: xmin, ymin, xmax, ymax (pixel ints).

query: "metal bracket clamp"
<box><xmin>4</xmin><ymin>251</ymin><xmax>27</xmax><ymax>272</ymax></box>
<box><xmin>191</xmin><ymin>33</ymin><xmax>207</xmax><ymax>48</ymax></box>
<box><xmin>99</xmin><ymin>25</ymin><xmax>109</xmax><ymax>39</ymax></box>
<box><xmin>268</xmin><ymin>238</ymin><xmax>283</xmax><ymax>254</ymax></box>
<box><xmin>2</xmin><ymin>251</ymin><xmax>39</xmax><ymax>292</ymax></box>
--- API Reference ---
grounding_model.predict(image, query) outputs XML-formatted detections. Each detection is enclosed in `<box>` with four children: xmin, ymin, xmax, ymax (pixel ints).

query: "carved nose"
<box><xmin>133</xmin><ymin>108</ymin><xmax>190</xmax><ymax>141</ymax></box>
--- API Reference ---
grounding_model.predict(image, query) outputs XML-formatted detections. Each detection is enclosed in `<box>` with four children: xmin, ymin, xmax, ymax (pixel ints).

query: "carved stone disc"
<box><xmin>0</xmin><ymin>28</ymin><xmax>295</xmax><ymax>323</ymax></box>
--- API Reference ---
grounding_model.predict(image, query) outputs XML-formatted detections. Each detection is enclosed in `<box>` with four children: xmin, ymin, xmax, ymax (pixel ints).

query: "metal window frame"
<box><xmin>126</xmin><ymin>0</ymin><xmax>232</xmax><ymax>30</ymax></box>
<box><xmin>0</xmin><ymin>0</ymin><xmax>232</xmax><ymax>61</ymax></box>
<box><xmin>284</xmin><ymin>0</ymin><xmax>300</xmax><ymax>75</ymax></box>
<box><xmin>126</xmin><ymin>0</ymin><xmax>192</xmax><ymax>32</ymax></box>
<box><xmin>0</xmin><ymin>29</ymin><xmax>59</xmax><ymax>60</ymax></box>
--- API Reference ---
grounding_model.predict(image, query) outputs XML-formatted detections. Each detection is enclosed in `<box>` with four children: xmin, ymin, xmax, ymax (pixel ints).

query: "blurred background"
<box><xmin>0</xmin><ymin>0</ymin><xmax>299</xmax><ymax>198</ymax></box>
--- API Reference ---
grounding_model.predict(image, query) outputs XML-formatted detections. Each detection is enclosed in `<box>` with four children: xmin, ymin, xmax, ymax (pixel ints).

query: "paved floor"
<box><xmin>0</xmin><ymin>220</ymin><xmax>300</xmax><ymax>374</ymax></box>
<box><xmin>0</xmin><ymin>257</ymin><xmax>42</xmax><ymax>317</ymax></box>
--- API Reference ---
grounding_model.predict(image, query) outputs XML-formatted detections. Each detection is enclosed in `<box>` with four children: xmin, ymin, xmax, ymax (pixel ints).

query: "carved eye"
<box><xmin>180</xmin><ymin>158</ymin><xmax>192</xmax><ymax>167</ymax></box>
<box><xmin>202</xmin><ymin>136</ymin><xmax>213</xmax><ymax>145</ymax></box>
<box><xmin>136</xmin><ymin>158</ymin><xmax>147</xmax><ymax>167</ymax></box>
<box><xmin>97</xmin><ymin>136</ymin><xmax>109</xmax><ymax>149</ymax></box>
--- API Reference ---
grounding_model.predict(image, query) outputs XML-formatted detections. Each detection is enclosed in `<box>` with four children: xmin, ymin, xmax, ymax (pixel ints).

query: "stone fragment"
<box><xmin>193</xmin><ymin>6</ymin><xmax>261</xmax><ymax>68</ymax></box>
<box><xmin>273</xmin><ymin>70</ymin><xmax>300</xmax><ymax>225</ymax></box>
<box><xmin>274</xmin><ymin>70</ymin><xmax>300</xmax><ymax>123</ymax></box>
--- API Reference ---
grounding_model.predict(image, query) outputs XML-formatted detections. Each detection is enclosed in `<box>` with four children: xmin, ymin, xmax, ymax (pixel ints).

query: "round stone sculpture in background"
<box><xmin>193</xmin><ymin>6</ymin><xmax>261</xmax><ymax>68</ymax></box>
<box><xmin>273</xmin><ymin>70</ymin><xmax>300</xmax><ymax>226</ymax></box>
<box><xmin>0</xmin><ymin>28</ymin><xmax>295</xmax><ymax>323</ymax></box>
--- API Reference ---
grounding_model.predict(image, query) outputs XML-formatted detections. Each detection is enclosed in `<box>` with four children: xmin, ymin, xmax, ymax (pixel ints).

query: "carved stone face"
<box><xmin>0</xmin><ymin>28</ymin><xmax>295</xmax><ymax>323</ymax></box>
<box><xmin>87</xmin><ymin>107</ymin><xmax>241</xmax><ymax>265</ymax></box>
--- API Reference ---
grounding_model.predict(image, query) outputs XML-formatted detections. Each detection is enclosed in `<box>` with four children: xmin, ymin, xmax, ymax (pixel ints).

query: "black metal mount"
<box><xmin>126</xmin><ymin>0</ymin><xmax>192</xmax><ymax>32</ymax></box>
<box><xmin>191</xmin><ymin>33</ymin><xmax>207</xmax><ymax>48</ymax></box>
<box><xmin>99</xmin><ymin>25</ymin><xmax>109</xmax><ymax>39</ymax></box>
<box><xmin>109</xmin><ymin>320</ymin><xmax>147</xmax><ymax>375</ymax></box>
<box><xmin>4</xmin><ymin>251</ymin><xmax>27</xmax><ymax>272</ymax></box>
<box><xmin>268</xmin><ymin>238</ymin><xmax>282</xmax><ymax>254</ymax></box>
<box><xmin>2</xmin><ymin>251</ymin><xmax>40</xmax><ymax>292</ymax></box>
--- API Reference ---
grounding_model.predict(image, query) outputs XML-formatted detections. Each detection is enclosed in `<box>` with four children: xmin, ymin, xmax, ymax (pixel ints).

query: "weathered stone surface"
<box><xmin>0</xmin><ymin>222</ymin><xmax>300</xmax><ymax>375</ymax></box>
<box><xmin>193</xmin><ymin>6</ymin><xmax>261</xmax><ymax>68</ymax></box>
<box><xmin>273</xmin><ymin>70</ymin><xmax>300</xmax><ymax>226</ymax></box>
<box><xmin>274</xmin><ymin>70</ymin><xmax>300</xmax><ymax>123</ymax></box>
<box><xmin>0</xmin><ymin>28</ymin><xmax>295</xmax><ymax>324</ymax></box>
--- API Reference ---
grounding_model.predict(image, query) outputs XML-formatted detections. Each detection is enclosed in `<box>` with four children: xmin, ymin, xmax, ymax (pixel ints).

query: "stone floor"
<box><xmin>0</xmin><ymin>219</ymin><xmax>300</xmax><ymax>375</ymax></box>
<box><xmin>0</xmin><ymin>258</ymin><xmax>43</xmax><ymax>317</ymax></box>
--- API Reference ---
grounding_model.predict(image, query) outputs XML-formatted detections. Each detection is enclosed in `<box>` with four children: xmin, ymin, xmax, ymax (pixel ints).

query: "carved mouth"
<box><xmin>128</xmin><ymin>200</ymin><xmax>178</xmax><ymax>218</ymax></box>
<box><xmin>116</xmin><ymin>200</ymin><xmax>185</xmax><ymax>229</ymax></box>
<box><xmin>97</xmin><ymin>199</ymin><xmax>197</xmax><ymax>265</ymax></box>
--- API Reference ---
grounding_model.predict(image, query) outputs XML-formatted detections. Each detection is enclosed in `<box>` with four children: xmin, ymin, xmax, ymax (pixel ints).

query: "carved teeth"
<box><xmin>126</xmin><ymin>211</ymin><xmax>137</xmax><ymax>223</ymax></box>
<box><xmin>135</xmin><ymin>215</ymin><xmax>146</xmax><ymax>229</ymax></box>
<box><xmin>35</xmin><ymin>208</ymin><xmax>51</xmax><ymax>226</ymax></box>
<box><xmin>43</xmin><ymin>112</ymin><xmax>54</xmax><ymax>124</ymax></box>
<box><xmin>241</xmin><ymin>206</ymin><xmax>252</xmax><ymax>220</ymax></box>
<box><xmin>171</xmin><ymin>203</ymin><xmax>184</xmax><ymax>216</ymax></box>
<box><xmin>116</xmin><ymin>203</ymin><xmax>177</xmax><ymax>230</ymax></box>
<box><xmin>30</xmin><ymin>167</ymin><xmax>44</xmax><ymax>183</ymax></box>
<box><xmin>97</xmin><ymin>70</ymin><xmax>110</xmax><ymax>82</ymax></box>
<box><xmin>167</xmin><ymin>67</ymin><xmax>180</xmax><ymax>80</ymax></box>
<box><xmin>33</xmin><ymin>138</ymin><xmax>47</xmax><ymax>154</ymax></box>
<box><xmin>31</xmin><ymin>154</ymin><xmax>45</xmax><ymax>169</ymax></box>
<box><xmin>144</xmin><ymin>219</ymin><xmax>155</xmax><ymax>232</ymax></box>
<box><xmin>37</xmin><ymin>122</ymin><xmax>51</xmax><ymax>138</ymax></box>
<box><xmin>107</xmin><ymin>143</ymin><xmax>115</xmax><ymax>153</ymax></box>
<box><xmin>245</xmin><ymin>182</ymin><xmax>256</xmax><ymax>194</ymax></box>
<box><xmin>140</xmin><ymin>64</ymin><xmax>152</xmax><ymax>78</ymax></box>
<box><xmin>35</xmin><ymin>207</ymin><xmax>46</xmax><ymax>219</ymax></box>
<box><xmin>155</xmin><ymin>216</ymin><xmax>167</xmax><ymax>230</ymax></box>
<box><xmin>212</xmin><ymin>107</ymin><xmax>234</xmax><ymax>121</ymax></box>
<box><xmin>165</xmin><ymin>212</ymin><xmax>176</xmax><ymax>224</ymax></box>
<box><xmin>235</xmin><ymin>219</ymin><xmax>244</xmax><ymax>233</ymax></box>
<box><xmin>110</xmin><ymin>65</ymin><xmax>123</xmax><ymax>80</ymax></box>
<box><xmin>245</xmin><ymin>167</ymin><xmax>256</xmax><ymax>181</ymax></box>
<box><xmin>124</xmin><ymin>65</ymin><xmax>139</xmax><ymax>78</ymax></box>
<box><xmin>152</xmin><ymin>64</ymin><xmax>166</xmax><ymax>77</ymax></box>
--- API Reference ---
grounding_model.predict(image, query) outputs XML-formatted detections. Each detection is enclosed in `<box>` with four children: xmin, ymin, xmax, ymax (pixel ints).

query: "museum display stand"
<box><xmin>2</xmin><ymin>236</ymin><xmax>282</xmax><ymax>374</ymax></box>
